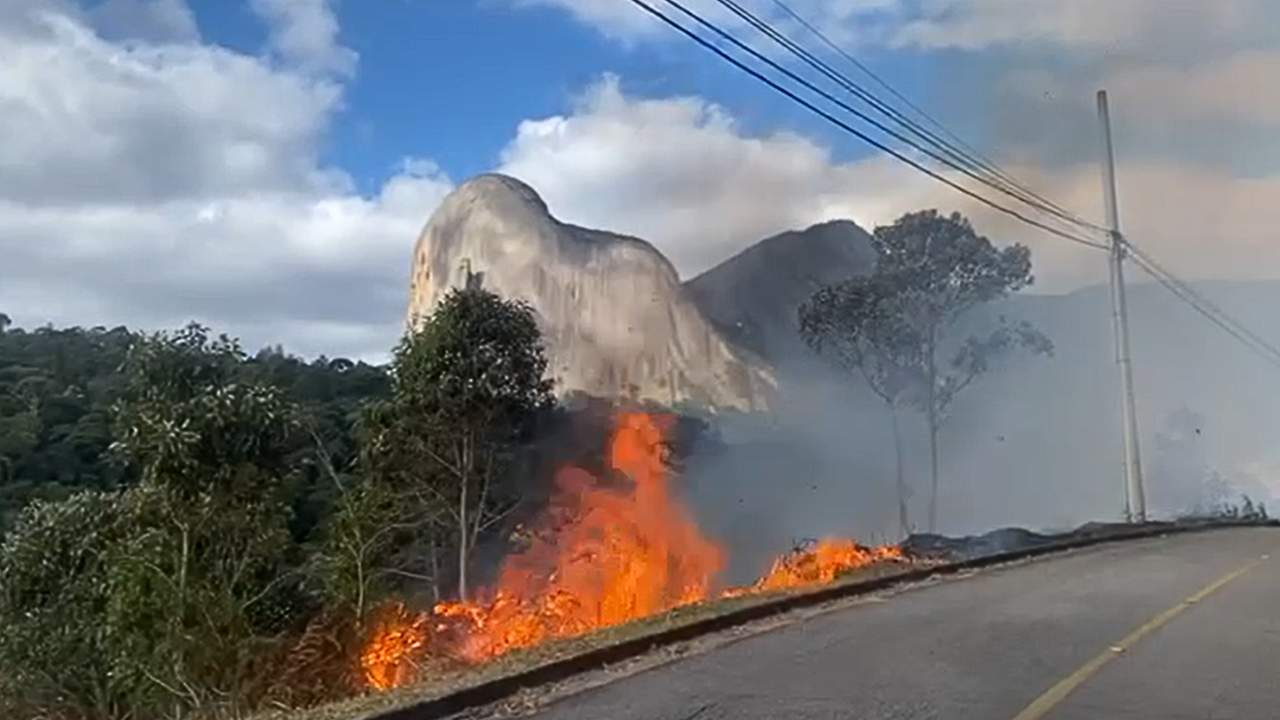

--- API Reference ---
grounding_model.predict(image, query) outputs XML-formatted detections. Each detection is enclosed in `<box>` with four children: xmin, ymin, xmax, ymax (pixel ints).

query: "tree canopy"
<box><xmin>361</xmin><ymin>287</ymin><xmax>555</xmax><ymax>601</ymax></box>
<box><xmin>800</xmin><ymin>210</ymin><xmax>1052</xmax><ymax>532</ymax></box>
<box><xmin>0</xmin><ymin>320</ymin><xmax>389</xmax><ymax>536</ymax></box>
<box><xmin>0</xmin><ymin>320</ymin><xmax>398</xmax><ymax>718</ymax></box>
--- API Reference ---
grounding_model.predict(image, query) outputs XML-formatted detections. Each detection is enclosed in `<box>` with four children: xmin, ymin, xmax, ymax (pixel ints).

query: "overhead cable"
<box><xmin>1124</xmin><ymin>239</ymin><xmax>1280</xmax><ymax>368</ymax></box>
<box><xmin>764</xmin><ymin>0</ymin><xmax>1093</xmax><ymax>228</ymax></box>
<box><xmin>623</xmin><ymin>0</ymin><xmax>1111</xmax><ymax>251</ymax></box>
<box><xmin>716</xmin><ymin>0</ymin><xmax>1107</xmax><ymax>235</ymax></box>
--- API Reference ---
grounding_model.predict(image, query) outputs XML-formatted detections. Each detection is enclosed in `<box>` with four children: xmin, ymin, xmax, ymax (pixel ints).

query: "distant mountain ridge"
<box><xmin>684</xmin><ymin>219</ymin><xmax>876</xmax><ymax>362</ymax></box>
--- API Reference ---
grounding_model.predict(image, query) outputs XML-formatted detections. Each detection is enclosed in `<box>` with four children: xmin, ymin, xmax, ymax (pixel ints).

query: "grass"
<box><xmin>256</xmin><ymin>560</ymin><xmax>918</xmax><ymax>720</ymax></box>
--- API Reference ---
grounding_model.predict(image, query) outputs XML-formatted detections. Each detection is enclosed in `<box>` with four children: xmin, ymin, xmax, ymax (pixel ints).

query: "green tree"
<box><xmin>305</xmin><ymin>416</ymin><xmax>440</xmax><ymax>624</ymax></box>
<box><xmin>0</xmin><ymin>324</ymin><xmax>136</xmax><ymax>530</ymax></box>
<box><xmin>364</xmin><ymin>287</ymin><xmax>554</xmax><ymax>601</ymax></box>
<box><xmin>106</xmin><ymin>325</ymin><xmax>306</xmax><ymax>715</ymax></box>
<box><xmin>241</xmin><ymin>347</ymin><xmax>391</xmax><ymax>542</ymax></box>
<box><xmin>0</xmin><ymin>325</ymin><xmax>312</xmax><ymax>719</ymax></box>
<box><xmin>0</xmin><ymin>489</ymin><xmax>138</xmax><ymax>720</ymax></box>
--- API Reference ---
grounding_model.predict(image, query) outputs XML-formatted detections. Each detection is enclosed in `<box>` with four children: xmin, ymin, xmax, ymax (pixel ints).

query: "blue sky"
<box><xmin>308</xmin><ymin>1</ymin><xmax>628</xmax><ymax>188</ymax></box>
<box><xmin>189</xmin><ymin>0</ymin><xmax>945</xmax><ymax>192</ymax></box>
<box><xmin>2</xmin><ymin>0</ymin><xmax>1277</xmax><ymax>360</ymax></box>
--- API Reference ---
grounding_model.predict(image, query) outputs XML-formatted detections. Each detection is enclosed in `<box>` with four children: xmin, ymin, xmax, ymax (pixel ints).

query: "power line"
<box><xmin>720</xmin><ymin>0</ymin><xmax>994</xmax><ymax>179</ymax></box>
<box><xmin>635</xmin><ymin>0</ymin><xmax>1280</xmax><ymax>371</ymax></box>
<box><xmin>623</xmin><ymin>0</ymin><xmax>1110</xmax><ymax>252</ymax></box>
<box><xmin>725</xmin><ymin>0</ymin><xmax>1105</xmax><ymax>235</ymax></box>
<box><xmin>1130</xmin><ymin>259</ymin><xmax>1280</xmax><ymax>370</ymax></box>
<box><xmin>1123</xmin><ymin>239</ymin><xmax>1280</xmax><ymax>369</ymax></box>
<box><xmin>1126</xmin><ymin>242</ymin><xmax>1280</xmax><ymax>360</ymax></box>
<box><xmin>764</xmin><ymin>0</ymin><xmax>1090</xmax><ymax>228</ymax></box>
<box><xmin>686</xmin><ymin>0</ymin><xmax>1107</xmax><ymax>238</ymax></box>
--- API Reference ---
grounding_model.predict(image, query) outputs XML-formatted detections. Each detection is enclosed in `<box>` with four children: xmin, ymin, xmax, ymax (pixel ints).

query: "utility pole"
<box><xmin>1097</xmin><ymin>90</ymin><xmax>1147</xmax><ymax>523</ymax></box>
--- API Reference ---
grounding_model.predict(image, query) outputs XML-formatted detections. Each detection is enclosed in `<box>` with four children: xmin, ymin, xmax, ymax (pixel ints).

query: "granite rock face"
<box><xmin>406</xmin><ymin>174</ymin><xmax>772</xmax><ymax>412</ymax></box>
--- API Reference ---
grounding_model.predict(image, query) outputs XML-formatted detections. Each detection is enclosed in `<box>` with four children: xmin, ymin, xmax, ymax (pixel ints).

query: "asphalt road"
<box><xmin>528</xmin><ymin>526</ymin><xmax>1280</xmax><ymax>720</ymax></box>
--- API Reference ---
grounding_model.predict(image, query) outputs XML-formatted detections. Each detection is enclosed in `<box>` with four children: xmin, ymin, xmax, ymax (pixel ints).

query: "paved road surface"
<box><xmin>529</xmin><ymin>527</ymin><xmax>1280</xmax><ymax>720</ymax></box>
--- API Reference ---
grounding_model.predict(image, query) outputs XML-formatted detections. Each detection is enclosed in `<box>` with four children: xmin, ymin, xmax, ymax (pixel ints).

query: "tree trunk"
<box><xmin>457</xmin><ymin>484</ymin><xmax>468</xmax><ymax>601</ymax></box>
<box><xmin>926</xmin><ymin>332</ymin><xmax>940</xmax><ymax>534</ymax></box>
<box><xmin>354</xmin><ymin>547</ymin><xmax>366</xmax><ymax>623</ymax></box>
<box><xmin>177</xmin><ymin>522</ymin><xmax>190</xmax><ymax>614</ymax></box>
<box><xmin>457</xmin><ymin>433</ymin><xmax>470</xmax><ymax>602</ymax></box>
<box><xmin>927</xmin><ymin>411</ymin><xmax>939</xmax><ymax>533</ymax></box>
<box><xmin>429</xmin><ymin>534</ymin><xmax>441</xmax><ymax>604</ymax></box>
<box><xmin>470</xmin><ymin>446</ymin><xmax>492</xmax><ymax>551</ymax></box>
<box><xmin>888</xmin><ymin>401</ymin><xmax>910</xmax><ymax>539</ymax></box>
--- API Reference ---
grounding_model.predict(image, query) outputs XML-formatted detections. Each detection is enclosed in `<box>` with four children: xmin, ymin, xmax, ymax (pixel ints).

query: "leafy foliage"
<box><xmin>0</xmin><ymin>320</ymin><xmax>388</xmax><ymax>536</ymax></box>
<box><xmin>386</xmin><ymin>287</ymin><xmax>554</xmax><ymax>431</ymax></box>
<box><xmin>360</xmin><ymin>287</ymin><xmax>555</xmax><ymax>600</ymax></box>
<box><xmin>0</xmin><ymin>321</ymin><xmax>390</xmax><ymax>719</ymax></box>
<box><xmin>800</xmin><ymin>273</ymin><xmax>921</xmax><ymax>405</ymax></box>
<box><xmin>0</xmin><ymin>324</ymin><xmax>136</xmax><ymax>528</ymax></box>
<box><xmin>0</xmin><ymin>489</ymin><xmax>139</xmax><ymax>720</ymax></box>
<box><xmin>0</xmin><ymin>294</ymin><xmax>557</xmax><ymax>718</ymax></box>
<box><xmin>0</xmin><ymin>326</ymin><xmax>313</xmax><ymax>719</ymax></box>
<box><xmin>866</xmin><ymin>210</ymin><xmax>1050</xmax><ymax>417</ymax></box>
<box><xmin>799</xmin><ymin>273</ymin><xmax>921</xmax><ymax>537</ymax></box>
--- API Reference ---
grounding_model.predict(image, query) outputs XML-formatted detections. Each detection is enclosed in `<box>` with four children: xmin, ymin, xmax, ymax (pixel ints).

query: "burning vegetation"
<box><xmin>360</xmin><ymin>412</ymin><xmax>904</xmax><ymax>690</ymax></box>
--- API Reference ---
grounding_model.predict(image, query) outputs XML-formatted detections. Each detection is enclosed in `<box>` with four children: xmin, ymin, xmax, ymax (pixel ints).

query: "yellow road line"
<box><xmin>1010</xmin><ymin>554</ymin><xmax>1269</xmax><ymax>720</ymax></box>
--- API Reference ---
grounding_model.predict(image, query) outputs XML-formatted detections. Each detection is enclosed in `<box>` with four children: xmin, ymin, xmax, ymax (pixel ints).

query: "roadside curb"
<box><xmin>370</xmin><ymin>519</ymin><xmax>1277</xmax><ymax>720</ymax></box>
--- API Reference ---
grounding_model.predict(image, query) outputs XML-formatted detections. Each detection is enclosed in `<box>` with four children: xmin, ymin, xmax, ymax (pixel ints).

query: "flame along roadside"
<box><xmin>360</xmin><ymin>412</ymin><xmax>905</xmax><ymax>689</ymax></box>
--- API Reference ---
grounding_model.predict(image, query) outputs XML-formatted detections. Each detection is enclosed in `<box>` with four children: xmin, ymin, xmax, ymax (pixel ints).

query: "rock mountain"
<box><xmin>406</xmin><ymin>174</ymin><xmax>777</xmax><ymax>411</ymax></box>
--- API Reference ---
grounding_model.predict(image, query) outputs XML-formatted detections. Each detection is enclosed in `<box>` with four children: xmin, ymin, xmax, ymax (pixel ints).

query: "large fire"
<box><xmin>360</xmin><ymin>412</ymin><xmax>903</xmax><ymax>690</ymax></box>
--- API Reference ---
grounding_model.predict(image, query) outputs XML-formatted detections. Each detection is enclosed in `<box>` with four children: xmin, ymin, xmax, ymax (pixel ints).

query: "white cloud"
<box><xmin>531</xmin><ymin>0</ymin><xmax>1270</xmax><ymax>54</ymax></box>
<box><xmin>516</xmin><ymin>1</ymin><xmax>1280</xmax><ymax>171</ymax></box>
<box><xmin>497</xmin><ymin>75</ymin><xmax>886</xmax><ymax>276</ymax></box>
<box><xmin>5</xmin><ymin>0</ymin><xmax>1278</xmax><ymax>364</ymax></box>
<box><xmin>497</xmin><ymin>76</ymin><xmax>1280</xmax><ymax>296</ymax></box>
<box><xmin>0</xmin><ymin>167</ymin><xmax>452</xmax><ymax>360</ymax></box>
<box><xmin>0</xmin><ymin>12</ymin><xmax>346</xmax><ymax>206</ymax></box>
<box><xmin>511</xmin><ymin>1</ymin><xmax>1280</xmax><ymax>296</ymax></box>
<box><xmin>250</xmin><ymin>0</ymin><xmax>357</xmax><ymax>77</ymax></box>
<box><xmin>515</xmin><ymin>0</ymin><xmax>668</xmax><ymax>42</ymax></box>
<box><xmin>519</xmin><ymin>0</ymin><xmax>900</xmax><ymax>48</ymax></box>
<box><xmin>495</xmin><ymin>76</ymin><xmax>1086</xmax><ymax>283</ymax></box>
<box><xmin>0</xmin><ymin>3</ymin><xmax>445</xmax><ymax>360</ymax></box>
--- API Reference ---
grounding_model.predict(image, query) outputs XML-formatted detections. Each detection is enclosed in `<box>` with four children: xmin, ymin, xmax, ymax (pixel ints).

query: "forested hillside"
<box><xmin>0</xmin><ymin>316</ymin><xmax>389</xmax><ymax>533</ymax></box>
<box><xmin>0</xmin><ymin>290</ymin><xmax>570</xmax><ymax>719</ymax></box>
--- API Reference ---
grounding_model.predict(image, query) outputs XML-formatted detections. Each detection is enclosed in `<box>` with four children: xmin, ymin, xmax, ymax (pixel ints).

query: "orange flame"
<box><xmin>432</xmin><ymin>412</ymin><xmax>724</xmax><ymax>662</ymax></box>
<box><xmin>750</xmin><ymin>538</ymin><xmax>903</xmax><ymax>592</ymax></box>
<box><xmin>360</xmin><ymin>603</ymin><xmax>430</xmax><ymax>690</ymax></box>
<box><xmin>358</xmin><ymin>412</ymin><xmax>903</xmax><ymax>687</ymax></box>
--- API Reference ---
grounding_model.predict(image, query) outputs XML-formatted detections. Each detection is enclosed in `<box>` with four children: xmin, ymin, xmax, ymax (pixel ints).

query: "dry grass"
<box><xmin>255</xmin><ymin>561</ymin><xmax>916</xmax><ymax>720</ymax></box>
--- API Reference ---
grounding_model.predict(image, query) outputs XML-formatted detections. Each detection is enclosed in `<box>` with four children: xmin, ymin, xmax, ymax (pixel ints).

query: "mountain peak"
<box><xmin>406</xmin><ymin>175</ymin><xmax>773</xmax><ymax>412</ymax></box>
<box><xmin>685</xmin><ymin>219</ymin><xmax>876</xmax><ymax>360</ymax></box>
